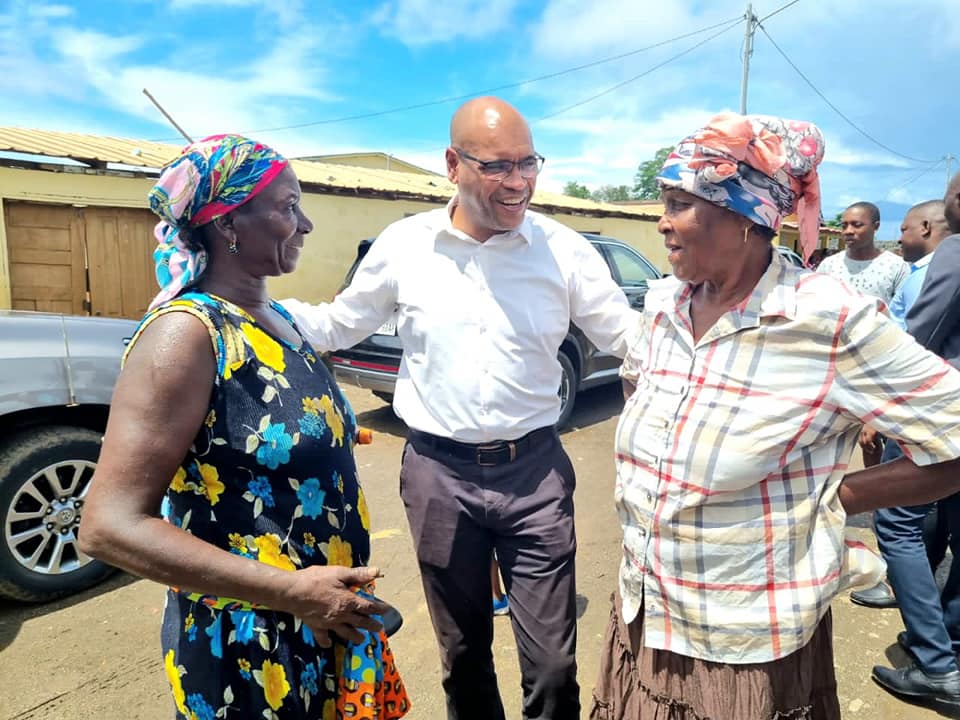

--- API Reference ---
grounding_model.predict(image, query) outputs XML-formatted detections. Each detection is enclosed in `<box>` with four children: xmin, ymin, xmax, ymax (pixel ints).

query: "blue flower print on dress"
<box><xmin>230</xmin><ymin>609</ymin><xmax>256</xmax><ymax>644</ymax></box>
<box><xmin>256</xmin><ymin>422</ymin><xmax>293</xmax><ymax>469</ymax></box>
<box><xmin>187</xmin><ymin>692</ymin><xmax>216</xmax><ymax>720</ymax></box>
<box><xmin>205</xmin><ymin>610</ymin><xmax>224</xmax><ymax>658</ymax></box>
<box><xmin>247</xmin><ymin>476</ymin><xmax>276</xmax><ymax>508</ymax></box>
<box><xmin>140</xmin><ymin>294</ymin><xmax>408</xmax><ymax>718</ymax></box>
<box><xmin>301</xmin><ymin>621</ymin><xmax>316</xmax><ymax>647</ymax></box>
<box><xmin>297</xmin><ymin>478</ymin><xmax>325</xmax><ymax>519</ymax></box>
<box><xmin>299</xmin><ymin>412</ymin><xmax>326</xmax><ymax>439</ymax></box>
<box><xmin>301</xmin><ymin>662</ymin><xmax>319</xmax><ymax>695</ymax></box>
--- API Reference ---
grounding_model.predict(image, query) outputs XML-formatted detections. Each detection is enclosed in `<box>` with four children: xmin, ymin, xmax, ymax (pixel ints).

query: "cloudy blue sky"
<box><xmin>2</xmin><ymin>0</ymin><xmax>958</xmax><ymax>239</ymax></box>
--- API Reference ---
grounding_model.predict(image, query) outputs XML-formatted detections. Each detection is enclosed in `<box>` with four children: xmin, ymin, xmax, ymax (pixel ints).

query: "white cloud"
<box><xmin>58</xmin><ymin>29</ymin><xmax>144</xmax><ymax>62</ymax></box>
<box><xmin>532</xmin><ymin>106</ymin><xmax>717</xmax><ymax>190</ymax></box>
<box><xmin>27</xmin><ymin>4</ymin><xmax>74</xmax><ymax>18</ymax></box>
<box><xmin>820</xmin><ymin>136</ymin><xmax>913</xmax><ymax>169</ymax></box>
<box><xmin>886</xmin><ymin>188</ymin><xmax>916</xmax><ymax>205</ymax></box>
<box><xmin>169</xmin><ymin>0</ymin><xmax>261</xmax><ymax>6</ymax></box>
<box><xmin>167</xmin><ymin>0</ymin><xmax>306</xmax><ymax>28</ymax></box>
<box><xmin>373</xmin><ymin>0</ymin><xmax>519</xmax><ymax>46</ymax></box>
<box><xmin>532</xmin><ymin>0</ymin><xmax>737</xmax><ymax>60</ymax></box>
<box><xmin>0</xmin><ymin>0</ymin><xmax>346</xmax><ymax>143</ymax></box>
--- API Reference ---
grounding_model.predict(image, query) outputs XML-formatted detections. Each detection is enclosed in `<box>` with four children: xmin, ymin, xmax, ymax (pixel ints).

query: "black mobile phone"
<box><xmin>381</xmin><ymin>604</ymin><xmax>404</xmax><ymax>637</ymax></box>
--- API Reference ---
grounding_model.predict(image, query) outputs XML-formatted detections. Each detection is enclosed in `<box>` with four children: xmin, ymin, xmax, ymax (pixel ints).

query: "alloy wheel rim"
<box><xmin>4</xmin><ymin>460</ymin><xmax>96</xmax><ymax>575</ymax></box>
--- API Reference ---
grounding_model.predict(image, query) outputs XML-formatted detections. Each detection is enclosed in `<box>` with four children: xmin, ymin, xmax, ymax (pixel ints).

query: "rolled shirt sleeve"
<box><xmin>567</xmin><ymin>233</ymin><xmax>641</xmax><ymax>359</ymax></box>
<box><xmin>281</xmin><ymin>230</ymin><xmax>399</xmax><ymax>353</ymax></box>
<box><xmin>831</xmin><ymin>296</ymin><xmax>960</xmax><ymax>466</ymax></box>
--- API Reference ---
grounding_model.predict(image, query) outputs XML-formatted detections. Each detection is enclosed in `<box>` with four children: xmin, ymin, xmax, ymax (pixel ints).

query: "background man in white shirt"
<box><xmin>817</xmin><ymin>201</ymin><xmax>910</xmax><ymax>308</ymax></box>
<box><xmin>819</xmin><ymin>201</ymin><xmax>909</xmax><ymax>471</ymax></box>
<box><xmin>283</xmin><ymin>96</ymin><xmax>637</xmax><ymax>720</ymax></box>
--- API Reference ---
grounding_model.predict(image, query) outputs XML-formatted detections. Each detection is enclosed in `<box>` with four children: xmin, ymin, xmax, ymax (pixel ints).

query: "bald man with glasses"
<box><xmin>284</xmin><ymin>96</ymin><xmax>638</xmax><ymax>720</ymax></box>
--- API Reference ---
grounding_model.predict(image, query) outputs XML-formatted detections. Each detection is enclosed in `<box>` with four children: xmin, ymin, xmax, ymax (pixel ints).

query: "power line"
<box><xmin>536</xmin><ymin>17</ymin><xmax>745</xmax><ymax>122</ymax></box>
<box><xmin>147</xmin><ymin>15</ymin><xmax>744</xmax><ymax>143</ymax></box>
<box><xmin>757</xmin><ymin>24</ymin><xmax>939</xmax><ymax>165</ymax></box>
<box><xmin>758</xmin><ymin>0</ymin><xmax>802</xmax><ymax>23</ymax></box>
<box><xmin>890</xmin><ymin>158</ymin><xmax>945</xmax><ymax>193</ymax></box>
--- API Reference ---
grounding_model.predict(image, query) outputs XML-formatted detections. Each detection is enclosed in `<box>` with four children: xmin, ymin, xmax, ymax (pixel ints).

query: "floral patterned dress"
<box><xmin>125</xmin><ymin>292</ymin><xmax>409</xmax><ymax>720</ymax></box>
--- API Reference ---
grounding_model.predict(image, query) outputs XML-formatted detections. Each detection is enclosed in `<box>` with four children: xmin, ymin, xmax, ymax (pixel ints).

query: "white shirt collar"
<box><xmin>913</xmin><ymin>251</ymin><xmax>934</xmax><ymax>269</ymax></box>
<box><xmin>444</xmin><ymin>194</ymin><xmax>533</xmax><ymax>245</ymax></box>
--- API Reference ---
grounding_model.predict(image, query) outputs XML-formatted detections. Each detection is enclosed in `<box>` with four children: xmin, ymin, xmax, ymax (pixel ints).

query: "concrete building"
<box><xmin>0</xmin><ymin>129</ymin><xmax>667</xmax><ymax>319</ymax></box>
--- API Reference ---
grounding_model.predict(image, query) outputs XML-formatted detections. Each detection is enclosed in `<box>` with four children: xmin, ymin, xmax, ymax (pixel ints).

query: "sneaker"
<box><xmin>493</xmin><ymin>596</ymin><xmax>510</xmax><ymax>616</ymax></box>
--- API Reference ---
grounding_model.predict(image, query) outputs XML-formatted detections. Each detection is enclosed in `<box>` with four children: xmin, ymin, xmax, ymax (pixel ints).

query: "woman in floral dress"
<box><xmin>80</xmin><ymin>135</ymin><xmax>409</xmax><ymax>720</ymax></box>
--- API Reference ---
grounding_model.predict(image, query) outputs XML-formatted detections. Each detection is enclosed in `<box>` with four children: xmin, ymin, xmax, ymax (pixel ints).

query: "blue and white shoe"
<box><xmin>493</xmin><ymin>596</ymin><xmax>510</xmax><ymax>616</ymax></box>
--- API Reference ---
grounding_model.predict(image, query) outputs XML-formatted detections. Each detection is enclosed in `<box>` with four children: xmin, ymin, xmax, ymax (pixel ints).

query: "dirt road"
<box><xmin>1</xmin><ymin>385</ymin><xmax>955</xmax><ymax>719</ymax></box>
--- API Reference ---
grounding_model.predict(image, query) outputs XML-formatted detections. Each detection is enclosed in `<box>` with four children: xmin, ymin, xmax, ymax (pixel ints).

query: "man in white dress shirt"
<box><xmin>283</xmin><ymin>96</ymin><xmax>638</xmax><ymax>720</ymax></box>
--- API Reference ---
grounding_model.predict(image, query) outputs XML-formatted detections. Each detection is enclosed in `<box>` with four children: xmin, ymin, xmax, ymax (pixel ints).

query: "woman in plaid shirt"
<box><xmin>590</xmin><ymin>114</ymin><xmax>960</xmax><ymax>719</ymax></box>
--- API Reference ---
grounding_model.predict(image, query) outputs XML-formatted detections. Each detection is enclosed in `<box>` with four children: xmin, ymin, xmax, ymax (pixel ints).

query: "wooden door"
<box><xmin>4</xmin><ymin>201</ymin><xmax>157</xmax><ymax>319</ymax></box>
<box><xmin>84</xmin><ymin>207</ymin><xmax>156</xmax><ymax>319</ymax></box>
<box><xmin>4</xmin><ymin>201</ymin><xmax>86</xmax><ymax>314</ymax></box>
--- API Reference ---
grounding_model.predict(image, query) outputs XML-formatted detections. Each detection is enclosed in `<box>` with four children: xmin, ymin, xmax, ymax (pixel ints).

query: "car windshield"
<box><xmin>603</xmin><ymin>243</ymin><xmax>660</xmax><ymax>286</ymax></box>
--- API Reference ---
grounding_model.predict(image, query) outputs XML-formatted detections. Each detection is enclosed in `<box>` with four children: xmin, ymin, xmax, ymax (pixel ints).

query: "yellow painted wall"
<box><xmin>0</xmin><ymin>197</ymin><xmax>9</xmax><ymax>307</ymax></box>
<box><xmin>308</xmin><ymin>154</ymin><xmax>436</xmax><ymax>175</ymax></box>
<box><xmin>271</xmin><ymin>193</ymin><xmax>442</xmax><ymax>303</ymax></box>
<box><xmin>0</xmin><ymin>165</ymin><xmax>668</xmax><ymax>309</ymax></box>
<box><xmin>555</xmin><ymin>212</ymin><xmax>667</xmax><ymax>272</ymax></box>
<box><xmin>0</xmin><ymin>165</ymin><xmax>154</xmax><ymax>208</ymax></box>
<box><xmin>273</xmin><ymin>196</ymin><xmax>670</xmax><ymax>304</ymax></box>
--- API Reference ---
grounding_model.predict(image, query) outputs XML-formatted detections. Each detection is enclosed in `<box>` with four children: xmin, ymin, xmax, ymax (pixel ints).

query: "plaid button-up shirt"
<box><xmin>616</xmin><ymin>251</ymin><xmax>960</xmax><ymax>663</ymax></box>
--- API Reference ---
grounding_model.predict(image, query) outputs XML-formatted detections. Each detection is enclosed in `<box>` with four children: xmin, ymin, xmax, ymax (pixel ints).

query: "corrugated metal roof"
<box><xmin>0</xmin><ymin>127</ymin><xmax>660</xmax><ymax>219</ymax></box>
<box><xmin>0</xmin><ymin>127</ymin><xmax>180</xmax><ymax>168</ymax></box>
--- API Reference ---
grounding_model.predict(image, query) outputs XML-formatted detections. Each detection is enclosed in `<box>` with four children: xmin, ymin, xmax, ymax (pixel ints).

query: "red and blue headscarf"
<box><xmin>657</xmin><ymin>113</ymin><xmax>825</xmax><ymax>259</ymax></box>
<box><xmin>148</xmin><ymin>134</ymin><xmax>288</xmax><ymax>309</ymax></box>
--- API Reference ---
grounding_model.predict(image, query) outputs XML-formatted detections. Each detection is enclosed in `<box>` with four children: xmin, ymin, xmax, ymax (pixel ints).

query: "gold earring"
<box><xmin>227</xmin><ymin>236</ymin><xmax>239</xmax><ymax>254</ymax></box>
<box><xmin>743</xmin><ymin>225</ymin><xmax>751</xmax><ymax>244</ymax></box>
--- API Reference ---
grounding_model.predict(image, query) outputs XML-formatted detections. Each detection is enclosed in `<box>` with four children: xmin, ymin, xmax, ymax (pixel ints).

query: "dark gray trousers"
<box><xmin>399</xmin><ymin>429</ymin><xmax>580</xmax><ymax>720</ymax></box>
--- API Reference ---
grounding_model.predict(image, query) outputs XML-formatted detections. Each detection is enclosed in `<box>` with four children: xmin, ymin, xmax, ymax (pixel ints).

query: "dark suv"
<box><xmin>328</xmin><ymin>233</ymin><xmax>662</xmax><ymax>427</ymax></box>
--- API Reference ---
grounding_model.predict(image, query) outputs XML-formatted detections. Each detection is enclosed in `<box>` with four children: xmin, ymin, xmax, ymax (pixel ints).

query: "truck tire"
<box><xmin>0</xmin><ymin>426</ymin><xmax>115</xmax><ymax>602</ymax></box>
<box><xmin>556</xmin><ymin>351</ymin><xmax>579</xmax><ymax>429</ymax></box>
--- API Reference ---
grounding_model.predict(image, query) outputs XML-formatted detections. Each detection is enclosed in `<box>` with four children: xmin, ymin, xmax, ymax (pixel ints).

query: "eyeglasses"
<box><xmin>454</xmin><ymin>148</ymin><xmax>545</xmax><ymax>181</ymax></box>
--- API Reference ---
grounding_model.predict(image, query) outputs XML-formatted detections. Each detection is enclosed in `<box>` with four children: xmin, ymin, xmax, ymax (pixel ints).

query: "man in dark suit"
<box><xmin>873</xmin><ymin>173</ymin><xmax>960</xmax><ymax>703</ymax></box>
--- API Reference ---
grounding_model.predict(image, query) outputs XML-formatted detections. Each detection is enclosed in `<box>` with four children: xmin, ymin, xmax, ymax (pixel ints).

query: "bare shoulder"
<box><xmin>122</xmin><ymin>310</ymin><xmax>216</xmax><ymax>386</ymax></box>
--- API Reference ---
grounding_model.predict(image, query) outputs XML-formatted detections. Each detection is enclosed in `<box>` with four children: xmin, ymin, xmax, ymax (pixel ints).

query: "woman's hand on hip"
<box><xmin>282</xmin><ymin>565</ymin><xmax>389</xmax><ymax>647</ymax></box>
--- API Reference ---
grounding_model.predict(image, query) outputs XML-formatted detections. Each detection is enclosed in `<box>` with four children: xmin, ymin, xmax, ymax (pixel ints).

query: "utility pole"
<box><xmin>740</xmin><ymin>2</ymin><xmax>758</xmax><ymax>114</ymax></box>
<box><xmin>946</xmin><ymin>154</ymin><xmax>956</xmax><ymax>185</ymax></box>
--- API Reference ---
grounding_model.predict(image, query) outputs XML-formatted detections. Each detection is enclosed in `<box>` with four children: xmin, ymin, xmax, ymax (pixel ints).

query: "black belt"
<box><xmin>409</xmin><ymin>426</ymin><xmax>555</xmax><ymax>467</ymax></box>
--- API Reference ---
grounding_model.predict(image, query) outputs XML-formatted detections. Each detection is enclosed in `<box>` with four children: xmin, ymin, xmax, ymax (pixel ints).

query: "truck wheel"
<box><xmin>557</xmin><ymin>351</ymin><xmax>578</xmax><ymax>429</ymax></box>
<box><xmin>0</xmin><ymin>427</ymin><xmax>115</xmax><ymax>602</ymax></box>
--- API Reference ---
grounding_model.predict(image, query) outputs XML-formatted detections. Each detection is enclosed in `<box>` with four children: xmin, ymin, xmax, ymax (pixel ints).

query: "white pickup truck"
<box><xmin>0</xmin><ymin>310</ymin><xmax>137</xmax><ymax>601</ymax></box>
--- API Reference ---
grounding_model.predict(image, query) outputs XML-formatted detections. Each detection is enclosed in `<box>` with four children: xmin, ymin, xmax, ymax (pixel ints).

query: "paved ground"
<box><xmin>1</xmin><ymin>384</ymin><xmax>958</xmax><ymax>719</ymax></box>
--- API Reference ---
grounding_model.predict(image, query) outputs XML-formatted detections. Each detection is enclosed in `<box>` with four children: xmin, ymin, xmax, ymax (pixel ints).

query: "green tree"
<box><xmin>591</xmin><ymin>185</ymin><xmax>633</xmax><ymax>203</ymax></box>
<box><xmin>563</xmin><ymin>180</ymin><xmax>592</xmax><ymax>199</ymax></box>
<box><xmin>824</xmin><ymin>212</ymin><xmax>844</xmax><ymax>229</ymax></box>
<box><xmin>633</xmin><ymin>146</ymin><xmax>675</xmax><ymax>200</ymax></box>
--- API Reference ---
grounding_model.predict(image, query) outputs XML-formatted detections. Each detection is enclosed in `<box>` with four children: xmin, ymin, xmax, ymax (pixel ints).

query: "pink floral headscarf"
<box><xmin>657</xmin><ymin>113</ymin><xmax>825</xmax><ymax>259</ymax></box>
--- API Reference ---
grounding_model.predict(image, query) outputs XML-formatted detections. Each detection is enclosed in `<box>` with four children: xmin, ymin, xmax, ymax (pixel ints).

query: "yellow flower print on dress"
<box><xmin>164</xmin><ymin>649</ymin><xmax>187</xmax><ymax>715</ymax></box>
<box><xmin>204</xmin><ymin>409</ymin><xmax>217</xmax><ymax>428</ymax></box>
<box><xmin>255</xmin><ymin>659</ymin><xmax>291</xmax><ymax>711</ymax></box>
<box><xmin>228</xmin><ymin>533</ymin><xmax>247</xmax><ymax>554</ymax></box>
<box><xmin>198</xmin><ymin>463</ymin><xmax>224</xmax><ymax>505</ymax></box>
<box><xmin>326</xmin><ymin>536</ymin><xmax>353</xmax><ymax>567</ymax></box>
<box><xmin>357</xmin><ymin>487</ymin><xmax>370</xmax><ymax>531</ymax></box>
<box><xmin>254</xmin><ymin>533</ymin><xmax>296</xmax><ymax>571</ymax></box>
<box><xmin>241</xmin><ymin>322</ymin><xmax>285</xmax><ymax>373</ymax></box>
<box><xmin>302</xmin><ymin>396</ymin><xmax>322</xmax><ymax>415</ymax></box>
<box><xmin>318</xmin><ymin>395</ymin><xmax>344</xmax><ymax>446</ymax></box>
<box><xmin>219</xmin><ymin>322</ymin><xmax>247</xmax><ymax>380</ymax></box>
<box><xmin>170</xmin><ymin>466</ymin><xmax>188</xmax><ymax>493</ymax></box>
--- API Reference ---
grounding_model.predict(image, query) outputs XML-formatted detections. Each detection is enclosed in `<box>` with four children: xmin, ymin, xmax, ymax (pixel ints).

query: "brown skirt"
<box><xmin>590</xmin><ymin>593</ymin><xmax>841</xmax><ymax>720</ymax></box>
